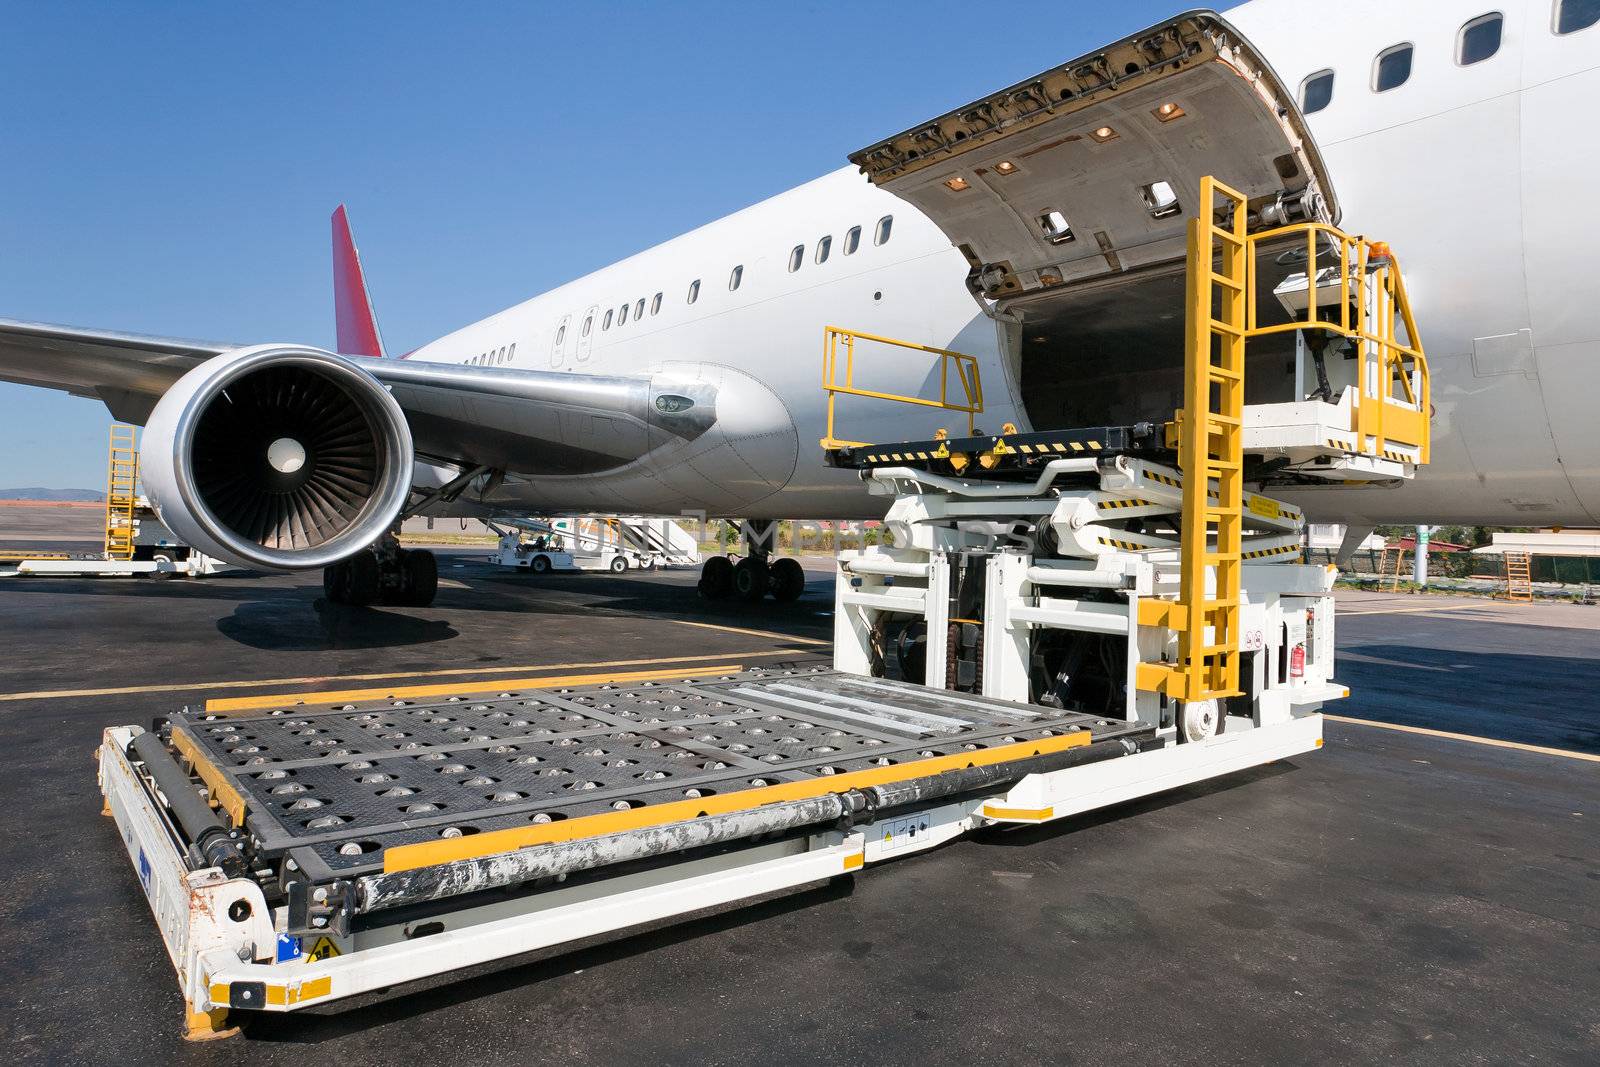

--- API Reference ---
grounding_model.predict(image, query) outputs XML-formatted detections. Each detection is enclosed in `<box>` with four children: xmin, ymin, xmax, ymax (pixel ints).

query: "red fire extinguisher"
<box><xmin>1290</xmin><ymin>642</ymin><xmax>1306</xmax><ymax>679</ymax></box>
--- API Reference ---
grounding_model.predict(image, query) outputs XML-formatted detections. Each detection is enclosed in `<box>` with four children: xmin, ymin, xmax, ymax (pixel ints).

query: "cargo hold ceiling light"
<box><xmin>994</xmin><ymin>160</ymin><xmax>1019</xmax><ymax>176</ymax></box>
<box><xmin>944</xmin><ymin>176</ymin><xmax>971</xmax><ymax>192</ymax></box>
<box><xmin>1153</xmin><ymin>102</ymin><xmax>1186</xmax><ymax>122</ymax></box>
<box><xmin>1090</xmin><ymin>125</ymin><xmax>1119</xmax><ymax>143</ymax></box>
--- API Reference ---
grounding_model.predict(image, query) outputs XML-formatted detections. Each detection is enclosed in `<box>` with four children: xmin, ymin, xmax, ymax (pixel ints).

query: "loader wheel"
<box><xmin>1178</xmin><ymin>700</ymin><xmax>1220</xmax><ymax>744</ymax></box>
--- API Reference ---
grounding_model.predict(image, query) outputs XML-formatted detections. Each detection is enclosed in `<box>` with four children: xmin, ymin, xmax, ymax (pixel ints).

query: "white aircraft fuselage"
<box><xmin>411</xmin><ymin>0</ymin><xmax>1600</xmax><ymax>527</ymax></box>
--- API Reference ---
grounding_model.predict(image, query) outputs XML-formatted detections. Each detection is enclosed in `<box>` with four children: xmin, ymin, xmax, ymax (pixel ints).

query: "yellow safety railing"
<box><xmin>820</xmin><ymin>326</ymin><xmax>983</xmax><ymax>449</ymax></box>
<box><xmin>1244</xmin><ymin>221</ymin><xmax>1430</xmax><ymax>463</ymax></box>
<box><xmin>105</xmin><ymin>423</ymin><xmax>139</xmax><ymax>561</ymax></box>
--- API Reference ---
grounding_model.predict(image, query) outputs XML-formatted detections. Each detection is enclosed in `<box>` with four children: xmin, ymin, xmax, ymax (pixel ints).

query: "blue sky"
<box><xmin>1</xmin><ymin>0</ymin><xmax>1182</xmax><ymax>488</ymax></box>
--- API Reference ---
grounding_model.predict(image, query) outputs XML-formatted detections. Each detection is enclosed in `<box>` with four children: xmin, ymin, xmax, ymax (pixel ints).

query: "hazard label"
<box><xmin>1247</xmin><ymin>494</ymin><xmax>1281</xmax><ymax>520</ymax></box>
<box><xmin>306</xmin><ymin>936</ymin><xmax>342</xmax><ymax>961</ymax></box>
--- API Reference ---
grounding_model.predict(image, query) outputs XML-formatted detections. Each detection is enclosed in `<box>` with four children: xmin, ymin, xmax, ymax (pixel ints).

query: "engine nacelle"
<box><xmin>141</xmin><ymin>344</ymin><xmax>414</xmax><ymax>570</ymax></box>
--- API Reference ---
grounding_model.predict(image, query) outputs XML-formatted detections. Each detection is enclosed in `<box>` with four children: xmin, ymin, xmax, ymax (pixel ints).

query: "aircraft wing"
<box><xmin>0</xmin><ymin>317</ymin><xmax>714</xmax><ymax>477</ymax></box>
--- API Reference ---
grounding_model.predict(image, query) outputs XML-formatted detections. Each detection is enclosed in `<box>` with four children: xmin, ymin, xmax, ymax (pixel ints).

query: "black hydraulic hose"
<box><xmin>353</xmin><ymin>734</ymin><xmax>1143</xmax><ymax>915</ymax></box>
<box><xmin>127</xmin><ymin>730</ymin><xmax>248</xmax><ymax>878</ymax></box>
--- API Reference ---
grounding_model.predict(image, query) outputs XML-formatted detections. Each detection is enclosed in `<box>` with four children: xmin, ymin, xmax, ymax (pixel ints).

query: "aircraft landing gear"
<box><xmin>698</xmin><ymin>520</ymin><xmax>805</xmax><ymax>604</ymax></box>
<box><xmin>323</xmin><ymin>540</ymin><xmax>439</xmax><ymax>607</ymax></box>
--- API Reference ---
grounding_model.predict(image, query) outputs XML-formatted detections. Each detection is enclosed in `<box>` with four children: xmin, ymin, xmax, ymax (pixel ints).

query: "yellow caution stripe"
<box><xmin>1242</xmin><ymin>544</ymin><xmax>1303</xmax><ymax>560</ymax></box>
<box><xmin>205</xmin><ymin>664</ymin><xmax>744</xmax><ymax>714</ymax></box>
<box><xmin>384</xmin><ymin>730</ymin><xmax>1091</xmax><ymax>873</ymax></box>
<box><xmin>208</xmin><ymin>975</ymin><xmax>332</xmax><ymax>1008</ymax></box>
<box><xmin>981</xmin><ymin>804</ymin><xmax>1055</xmax><ymax>822</ymax></box>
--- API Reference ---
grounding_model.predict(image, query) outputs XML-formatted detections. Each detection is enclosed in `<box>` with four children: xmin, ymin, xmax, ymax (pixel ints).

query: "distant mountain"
<box><xmin>0</xmin><ymin>488</ymin><xmax>104</xmax><ymax>502</ymax></box>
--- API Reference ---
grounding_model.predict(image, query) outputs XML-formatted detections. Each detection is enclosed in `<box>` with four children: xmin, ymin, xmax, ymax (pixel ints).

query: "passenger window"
<box><xmin>508</xmin><ymin>343</ymin><xmax>516</xmax><ymax>361</ymax></box>
<box><xmin>651</xmin><ymin>292</ymin><xmax>662</xmax><ymax>315</ymax></box>
<box><xmin>582</xmin><ymin>315</ymin><xmax>593</xmax><ymax>337</ymax></box>
<box><xmin>843</xmin><ymin>225</ymin><xmax>861</xmax><ymax>255</ymax></box>
<box><xmin>1372</xmin><ymin>44</ymin><xmax>1412</xmax><ymax>91</ymax></box>
<box><xmin>815</xmin><ymin>235</ymin><xmax>832</xmax><ymax>264</ymax></box>
<box><xmin>729</xmin><ymin>264</ymin><xmax>743</xmax><ymax>290</ymax></box>
<box><xmin>634</xmin><ymin>297</ymin><xmax>645</xmax><ymax>320</ymax></box>
<box><xmin>1458</xmin><ymin>13</ymin><xmax>1503</xmax><ymax>64</ymax></box>
<box><xmin>603</xmin><ymin>309</ymin><xmax>614</xmax><ymax>330</ymax></box>
<box><xmin>788</xmin><ymin>244</ymin><xmax>804</xmax><ymax>273</ymax></box>
<box><xmin>555</xmin><ymin>325</ymin><xmax>566</xmax><ymax>346</ymax></box>
<box><xmin>1300</xmin><ymin>69</ymin><xmax>1334</xmax><ymax>114</ymax></box>
<box><xmin>1557</xmin><ymin>0</ymin><xmax>1600</xmax><ymax>33</ymax></box>
<box><xmin>687</xmin><ymin>279</ymin><xmax>700</xmax><ymax>304</ymax></box>
<box><xmin>874</xmin><ymin>215</ymin><xmax>893</xmax><ymax>246</ymax></box>
<box><xmin>619</xmin><ymin>303</ymin><xmax>629</xmax><ymax>325</ymax></box>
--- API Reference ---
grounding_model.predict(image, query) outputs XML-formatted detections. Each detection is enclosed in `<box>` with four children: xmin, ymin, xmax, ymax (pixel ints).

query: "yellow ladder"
<box><xmin>104</xmin><ymin>423</ymin><xmax>138</xmax><ymax>560</ymax></box>
<box><xmin>1380</xmin><ymin>545</ymin><xmax>1407</xmax><ymax>591</ymax></box>
<box><xmin>1504</xmin><ymin>551</ymin><xmax>1533</xmax><ymax>602</ymax></box>
<box><xmin>1137</xmin><ymin>176</ymin><xmax>1246</xmax><ymax>704</ymax></box>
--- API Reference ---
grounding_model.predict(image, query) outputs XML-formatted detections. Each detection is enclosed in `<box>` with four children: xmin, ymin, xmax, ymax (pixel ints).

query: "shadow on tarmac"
<box><xmin>236</xmin><ymin>871</ymin><xmax>858</xmax><ymax>1045</ymax></box>
<box><xmin>216</xmin><ymin>598</ymin><xmax>460</xmax><ymax>651</ymax></box>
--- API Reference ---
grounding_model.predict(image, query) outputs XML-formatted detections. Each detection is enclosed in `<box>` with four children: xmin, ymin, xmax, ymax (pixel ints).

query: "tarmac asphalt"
<box><xmin>0</xmin><ymin>551</ymin><xmax>1595</xmax><ymax>1065</ymax></box>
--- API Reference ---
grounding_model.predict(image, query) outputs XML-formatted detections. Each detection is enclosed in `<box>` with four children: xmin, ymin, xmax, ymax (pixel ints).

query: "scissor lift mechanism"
<box><xmin>96</xmin><ymin>177</ymin><xmax>1428</xmax><ymax>1037</ymax></box>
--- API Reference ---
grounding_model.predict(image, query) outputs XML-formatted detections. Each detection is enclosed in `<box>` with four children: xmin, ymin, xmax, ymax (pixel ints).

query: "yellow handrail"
<box><xmin>820</xmin><ymin>326</ymin><xmax>983</xmax><ymax>450</ymax></box>
<box><xmin>1243</xmin><ymin>222</ymin><xmax>1429</xmax><ymax>462</ymax></box>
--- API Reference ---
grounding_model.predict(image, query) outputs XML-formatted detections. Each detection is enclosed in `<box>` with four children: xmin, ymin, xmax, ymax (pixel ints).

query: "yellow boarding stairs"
<box><xmin>1504</xmin><ymin>550</ymin><xmax>1534</xmax><ymax>602</ymax></box>
<box><xmin>1379</xmin><ymin>544</ymin><xmax>1408</xmax><ymax>591</ymax></box>
<box><xmin>104</xmin><ymin>423</ymin><xmax>140</xmax><ymax>560</ymax></box>
<box><xmin>820</xmin><ymin>175</ymin><xmax>1430</xmax><ymax>710</ymax></box>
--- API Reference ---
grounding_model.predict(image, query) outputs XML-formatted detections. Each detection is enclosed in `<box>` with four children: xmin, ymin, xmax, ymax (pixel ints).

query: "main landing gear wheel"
<box><xmin>400</xmin><ymin>548</ymin><xmax>439</xmax><ymax>607</ymax></box>
<box><xmin>733</xmin><ymin>556</ymin><xmax>770</xmax><ymax>603</ymax></box>
<box><xmin>769</xmin><ymin>556</ymin><xmax>805</xmax><ymax>602</ymax></box>
<box><xmin>322</xmin><ymin>547</ymin><xmax>439</xmax><ymax>607</ymax></box>
<box><xmin>345</xmin><ymin>550</ymin><xmax>382</xmax><ymax>606</ymax></box>
<box><xmin>699</xmin><ymin>555</ymin><xmax>734</xmax><ymax>600</ymax></box>
<box><xmin>1178</xmin><ymin>699</ymin><xmax>1220</xmax><ymax>744</ymax></box>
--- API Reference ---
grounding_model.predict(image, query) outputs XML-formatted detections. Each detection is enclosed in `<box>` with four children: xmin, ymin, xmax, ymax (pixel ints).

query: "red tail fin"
<box><xmin>331</xmin><ymin>204</ymin><xmax>385</xmax><ymax>358</ymax></box>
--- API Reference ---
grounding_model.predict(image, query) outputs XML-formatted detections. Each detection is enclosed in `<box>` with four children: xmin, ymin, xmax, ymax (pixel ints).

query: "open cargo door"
<box><xmin>850</xmin><ymin>12</ymin><xmax>1342</xmax><ymax>431</ymax></box>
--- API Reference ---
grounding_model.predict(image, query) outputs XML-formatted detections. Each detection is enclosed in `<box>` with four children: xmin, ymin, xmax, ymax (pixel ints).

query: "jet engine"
<box><xmin>140</xmin><ymin>344</ymin><xmax>414</xmax><ymax>570</ymax></box>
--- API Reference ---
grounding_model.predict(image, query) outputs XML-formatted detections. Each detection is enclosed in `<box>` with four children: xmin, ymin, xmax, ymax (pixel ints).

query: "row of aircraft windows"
<box><xmin>553</xmin><ymin>214</ymin><xmax>897</xmax><ymax>348</ymax></box>
<box><xmin>787</xmin><ymin>216</ymin><xmax>894</xmax><ymax>273</ymax></box>
<box><xmin>1299</xmin><ymin>1</ymin><xmax>1599</xmax><ymax>113</ymax></box>
<box><xmin>468</xmin><ymin>343</ymin><xmax>516</xmax><ymax>366</ymax></box>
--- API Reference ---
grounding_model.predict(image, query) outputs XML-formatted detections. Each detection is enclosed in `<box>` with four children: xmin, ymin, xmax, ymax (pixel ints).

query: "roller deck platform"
<box><xmin>172</xmin><ymin>666</ymin><xmax>1153</xmax><ymax>885</ymax></box>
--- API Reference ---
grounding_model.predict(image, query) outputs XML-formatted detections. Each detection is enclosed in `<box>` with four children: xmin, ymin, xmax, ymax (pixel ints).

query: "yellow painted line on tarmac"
<box><xmin>1325</xmin><ymin>714</ymin><xmax>1600</xmax><ymax>763</ymax></box>
<box><xmin>670</xmin><ymin>619</ymin><xmax>830</xmax><ymax>646</ymax></box>
<box><xmin>206</xmin><ymin>663</ymin><xmax>746</xmax><ymax>713</ymax></box>
<box><xmin>0</xmin><ymin>648</ymin><xmax>819</xmax><ymax>704</ymax></box>
<box><xmin>1339</xmin><ymin>602</ymin><xmax>1484</xmax><ymax>616</ymax></box>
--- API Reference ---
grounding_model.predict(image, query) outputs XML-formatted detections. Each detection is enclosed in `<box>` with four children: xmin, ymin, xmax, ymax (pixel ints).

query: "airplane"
<box><xmin>1</xmin><ymin>0</ymin><xmax>1596</xmax><ymax>610</ymax></box>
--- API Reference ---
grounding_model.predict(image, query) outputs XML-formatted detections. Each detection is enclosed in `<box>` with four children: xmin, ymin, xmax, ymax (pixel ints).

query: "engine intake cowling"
<box><xmin>141</xmin><ymin>344</ymin><xmax>414</xmax><ymax>570</ymax></box>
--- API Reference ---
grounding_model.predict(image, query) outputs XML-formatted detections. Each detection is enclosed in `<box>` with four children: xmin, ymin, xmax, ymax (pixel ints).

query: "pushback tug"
<box><xmin>97</xmin><ymin>174</ymin><xmax>1427</xmax><ymax>1038</ymax></box>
